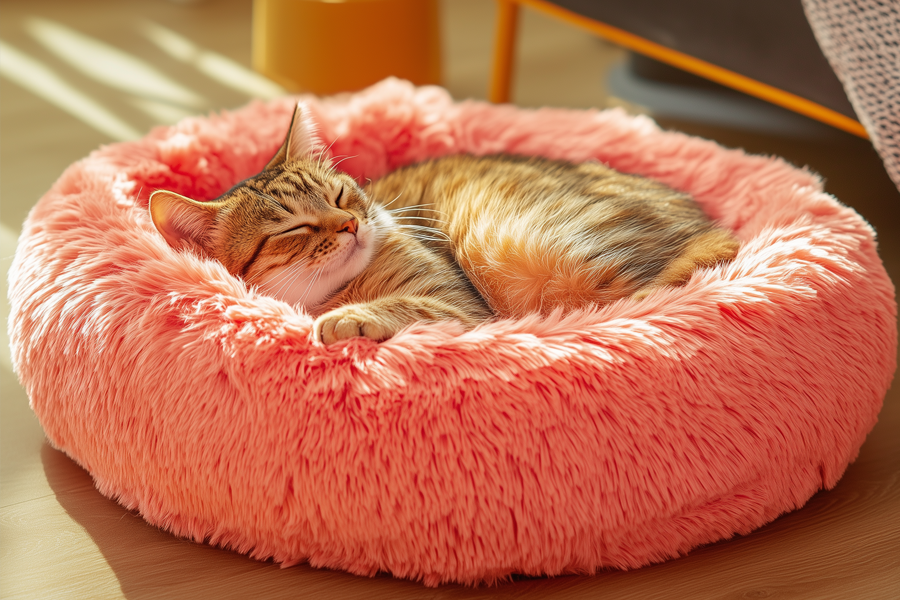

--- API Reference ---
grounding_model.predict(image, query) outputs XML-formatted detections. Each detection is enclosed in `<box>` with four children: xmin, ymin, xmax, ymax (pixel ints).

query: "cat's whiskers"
<box><xmin>398</xmin><ymin>225</ymin><xmax>450</xmax><ymax>237</ymax></box>
<box><xmin>254</xmin><ymin>263</ymin><xmax>293</xmax><ymax>293</ymax></box>
<box><xmin>394</xmin><ymin>215</ymin><xmax>450</xmax><ymax>227</ymax></box>
<box><xmin>390</xmin><ymin>206</ymin><xmax>447</xmax><ymax>217</ymax></box>
<box><xmin>394</xmin><ymin>231</ymin><xmax>452</xmax><ymax>244</ymax></box>
<box><xmin>244</xmin><ymin>268</ymin><xmax>273</xmax><ymax>285</ymax></box>
<box><xmin>298</xmin><ymin>267</ymin><xmax>324</xmax><ymax>307</ymax></box>
<box><xmin>395</xmin><ymin>224</ymin><xmax>449</xmax><ymax>235</ymax></box>
<box><xmin>271</xmin><ymin>263</ymin><xmax>310</xmax><ymax>301</ymax></box>
<box><xmin>244</xmin><ymin>266</ymin><xmax>270</xmax><ymax>285</ymax></box>
<box><xmin>392</xmin><ymin>212</ymin><xmax>444</xmax><ymax>218</ymax></box>
<box><xmin>316</xmin><ymin>135</ymin><xmax>341</xmax><ymax>170</ymax></box>
<box><xmin>329</xmin><ymin>154</ymin><xmax>358</xmax><ymax>171</ymax></box>
<box><xmin>395</xmin><ymin>231</ymin><xmax>449</xmax><ymax>243</ymax></box>
<box><xmin>380</xmin><ymin>193</ymin><xmax>405</xmax><ymax>210</ymax></box>
<box><xmin>395</xmin><ymin>224</ymin><xmax>451</xmax><ymax>242</ymax></box>
<box><xmin>388</xmin><ymin>205</ymin><xmax>449</xmax><ymax>226</ymax></box>
<box><xmin>246</xmin><ymin>255</ymin><xmax>309</xmax><ymax>285</ymax></box>
<box><xmin>283</xmin><ymin>263</ymin><xmax>318</xmax><ymax>305</ymax></box>
<box><xmin>387</xmin><ymin>203</ymin><xmax>444</xmax><ymax>215</ymax></box>
<box><xmin>258</xmin><ymin>259</ymin><xmax>309</xmax><ymax>299</ymax></box>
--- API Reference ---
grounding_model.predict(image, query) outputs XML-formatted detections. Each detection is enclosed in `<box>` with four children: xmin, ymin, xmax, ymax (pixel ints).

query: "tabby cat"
<box><xmin>150</xmin><ymin>103</ymin><xmax>738</xmax><ymax>344</ymax></box>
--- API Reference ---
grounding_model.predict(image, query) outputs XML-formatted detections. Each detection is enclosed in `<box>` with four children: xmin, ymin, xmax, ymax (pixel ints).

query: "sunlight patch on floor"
<box><xmin>141</xmin><ymin>21</ymin><xmax>285</xmax><ymax>100</ymax></box>
<box><xmin>0</xmin><ymin>40</ymin><xmax>141</xmax><ymax>141</ymax></box>
<box><xmin>129</xmin><ymin>97</ymin><xmax>195</xmax><ymax>125</ymax></box>
<box><xmin>26</xmin><ymin>17</ymin><xmax>206</xmax><ymax>109</ymax></box>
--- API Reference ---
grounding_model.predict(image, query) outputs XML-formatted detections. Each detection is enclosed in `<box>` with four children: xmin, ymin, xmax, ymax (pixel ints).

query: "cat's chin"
<box><xmin>258</xmin><ymin>210</ymin><xmax>387</xmax><ymax>311</ymax></box>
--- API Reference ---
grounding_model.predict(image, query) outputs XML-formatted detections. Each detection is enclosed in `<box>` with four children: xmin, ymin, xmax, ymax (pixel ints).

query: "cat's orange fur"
<box><xmin>150</xmin><ymin>103</ymin><xmax>738</xmax><ymax>344</ymax></box>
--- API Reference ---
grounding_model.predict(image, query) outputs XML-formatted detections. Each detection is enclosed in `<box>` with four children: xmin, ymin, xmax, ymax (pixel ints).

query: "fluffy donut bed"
<box><xmin>9</xmin><ymin>79</ymin><xmax>896</xmax><ymax>585</ymax></box>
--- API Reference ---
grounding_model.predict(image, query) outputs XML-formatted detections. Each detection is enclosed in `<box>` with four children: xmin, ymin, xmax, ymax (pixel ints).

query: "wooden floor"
<box><xmin>1</xmin><ymin>1</ymin><xmax>898</xmax><ymax>598</ymax></box>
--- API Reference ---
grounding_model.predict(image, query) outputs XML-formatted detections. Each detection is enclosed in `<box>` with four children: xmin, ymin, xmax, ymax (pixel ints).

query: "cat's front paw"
<box><xmin>313</xmin><ymin>305</ymin><xmax>399</xmax><ymax>345</ymax></box>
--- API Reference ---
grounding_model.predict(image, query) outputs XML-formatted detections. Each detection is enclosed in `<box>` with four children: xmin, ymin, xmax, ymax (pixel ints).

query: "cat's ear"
<box><xmin>265</xmin><ymin>102</ymin><xmax>325</xmax><ymax>170</ymax></box>
<box><xmin>149</xmin><ymin>190</ymin><xmax>222</xmax><ymax>251</ymax></box>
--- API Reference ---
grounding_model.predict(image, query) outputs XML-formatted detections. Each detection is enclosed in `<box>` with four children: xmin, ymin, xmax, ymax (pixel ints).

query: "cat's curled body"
<box><xmin>150</xmin><ymin>103</ymin><xmax>738</xmax><ymax>344</ymax></box>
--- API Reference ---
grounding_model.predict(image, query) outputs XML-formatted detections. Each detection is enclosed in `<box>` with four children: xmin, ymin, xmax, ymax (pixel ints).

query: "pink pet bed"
<box><xmin>9</xmin><ymin>79</ymin><xmax>896</xmax><ymax>585</ymax></box>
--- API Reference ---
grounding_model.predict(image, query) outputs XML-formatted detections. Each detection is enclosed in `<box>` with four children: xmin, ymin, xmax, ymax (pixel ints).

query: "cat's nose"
<box><xmin>338</xmin><ymin>216</ymin><xmax>358</xmax><ymax>235</ymax></box>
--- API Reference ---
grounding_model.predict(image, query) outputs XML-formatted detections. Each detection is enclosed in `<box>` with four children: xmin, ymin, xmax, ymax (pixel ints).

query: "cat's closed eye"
<box><xmin>332</xmin><ymin>183</ymin><xmax>345</xmax><ymax>208</ymax></box>
<box><xmin>278</xmin><ymin>223</ymin><xmax>314</xmax><ymax>236</ymax></box>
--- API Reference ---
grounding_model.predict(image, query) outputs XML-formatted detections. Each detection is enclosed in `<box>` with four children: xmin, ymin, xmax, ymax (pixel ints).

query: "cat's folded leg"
<box><xmin>313</xmin><ymin>296</ymin><xmax>486</xmax><ymax>344</ymax></box>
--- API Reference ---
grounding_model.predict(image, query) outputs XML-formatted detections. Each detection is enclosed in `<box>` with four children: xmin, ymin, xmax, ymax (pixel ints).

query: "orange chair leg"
<box><xmin>490</xmin><ymin>0</ymin><xmax>520</xmax><ymax>103</ymax></box>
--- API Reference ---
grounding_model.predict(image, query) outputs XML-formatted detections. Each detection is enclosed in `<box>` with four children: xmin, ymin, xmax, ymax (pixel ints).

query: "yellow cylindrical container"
<box><xmin>252</xmin><ymin>0</ymin><xmax>442</xmax><ymax>95</ymax></box>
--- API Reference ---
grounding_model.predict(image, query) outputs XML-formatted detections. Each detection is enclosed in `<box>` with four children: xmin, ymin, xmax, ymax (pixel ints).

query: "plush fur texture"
<box><xmin>8</xmin><ymin>79</ymin><xmax>897</xmax><ymax>586</ymax></box>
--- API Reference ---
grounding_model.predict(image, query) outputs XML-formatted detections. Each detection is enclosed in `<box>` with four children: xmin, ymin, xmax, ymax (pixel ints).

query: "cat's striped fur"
<box><xmin>150</xmin><ymin>103</ymin><xmax>738</xmax><ymax>344</ymax></box>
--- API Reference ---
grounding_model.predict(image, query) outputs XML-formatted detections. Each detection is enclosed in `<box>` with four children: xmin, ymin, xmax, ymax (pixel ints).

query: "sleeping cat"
<box><xmin>150</xmin><ymin>102</ymin><xmax>738</xmax><ymax>344</ymax></box>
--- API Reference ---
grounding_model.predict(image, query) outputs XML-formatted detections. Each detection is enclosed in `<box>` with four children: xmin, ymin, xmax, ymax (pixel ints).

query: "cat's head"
<box><xmin>149</xmin><ymin>102</ymin><xmax>388</xmax><ymax>310</ymax></box>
